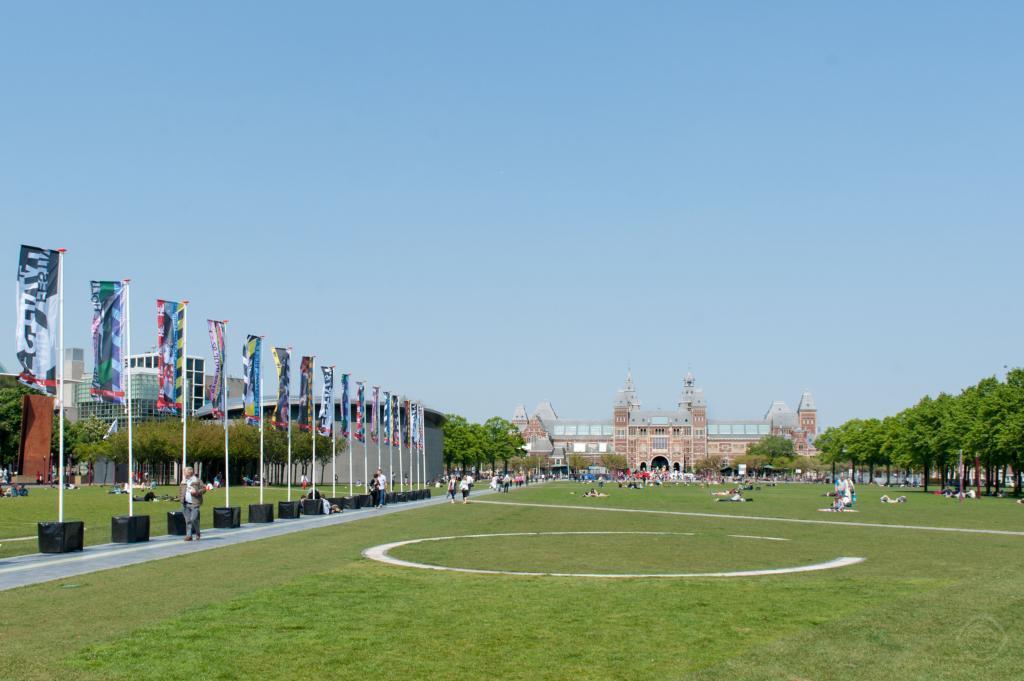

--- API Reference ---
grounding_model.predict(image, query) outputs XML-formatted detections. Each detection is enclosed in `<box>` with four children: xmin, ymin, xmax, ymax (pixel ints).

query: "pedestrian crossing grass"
<box><xmin>2</xmin><ymin>482</ymin><xmax>1022</xmax><ymax>681</ymax></box>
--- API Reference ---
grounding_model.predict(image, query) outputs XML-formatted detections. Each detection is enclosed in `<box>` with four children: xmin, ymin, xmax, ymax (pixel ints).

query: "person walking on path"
<box><xmin>378</xmin><ymin>469</ymin><xmax>388</xmax><ymax>507</ymax></box>
<box><xmin>179</xmin><ymin>466</ymin><xmax>206</xmax><ymax>542</ymax></box>
<box><xmin>460</xmin><ymin>475</ymin><xmax>471</xmax><ymax>504</ymax></box>
<box><xmin>370</xmin><ymin>472</ymin><xmax>381</xmax><ymax>509</ymax></box>
<box><xmin>447</xmin><ymin>475</ymin><xmax>458</xmax><ymax>503</ymax></box>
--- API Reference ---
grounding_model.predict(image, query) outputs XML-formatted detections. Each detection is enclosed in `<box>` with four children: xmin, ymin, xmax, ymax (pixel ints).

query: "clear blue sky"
<box><xmin>3</xmin><ymin>2</ymin><xmax>1022</xmax><ymax>428</ymax></box>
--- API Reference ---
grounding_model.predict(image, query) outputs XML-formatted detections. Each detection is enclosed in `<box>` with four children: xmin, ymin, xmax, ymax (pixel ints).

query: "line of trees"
<box><xmin>82</xmin><ymin>418</ymin><xmax>345</xmax><ymax>483</ymax></box>
<box><xmin>815</xmin><ymin>369</ymin><xmax>1024</xmax><ymax>495</ymax></box>
<box><xmin>441</xmin><ymin>415</ymin><xmax>527</xmax><ymax>474</ymax></box>
<box><xmin>0</xmin><ymin>381</ymin><xmax>347</xmax><ymax>484</ymax></box>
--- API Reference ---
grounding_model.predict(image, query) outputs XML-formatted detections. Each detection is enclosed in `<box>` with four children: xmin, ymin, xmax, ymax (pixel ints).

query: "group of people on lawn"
<box><xmin>446</xmin><ymin>473</ymin><xmax>474</xmax><ymax>503</ymax></box>
<box><xmin>489</xmin><ymin>472</ymin><xmax>525</xmax><ymax>493</ymax></box>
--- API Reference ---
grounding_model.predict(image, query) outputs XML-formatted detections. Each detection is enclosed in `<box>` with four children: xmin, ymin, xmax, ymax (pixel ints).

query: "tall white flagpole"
<box><xmin>397</xmin><ymin>398</ymin><xmax>404</xmax><ymax>493</ymax></box>
<box><xmin>361</xmin><ymin>383</ymin><xmax>368</xmax><ymax>493</ymax></box>
<box><xmin>57</xmin><ymin>248</ymin><xmax>65</xmax><ymax>521</ymax></box>
<box><xmin>125</xmin><ymin>279</ymin><xmax>134</xmax><ymax>517</ymax></box>
<box><xmin>286</xmin><ymin>346</ymin><xmax>292</xmax><ymax>502</ymax></box>
<box><xmin>410</xmin><ymin>402</ymin><xmax>415</xmax><ymax>490</ymax></box>
<box><xmin>259</xmin><ymin>337</ymin><xmax>265</xmax><ymax>505</ymax></box>
<box><xmin>331</xmin><ymin>367</ymin><xmax>336</xmax><ymax>497</ymax></box>
<box><xmin>419</xmin><ymin>403</ymin><xmax>423</xmax><ymax>489</ymax></box>
<box><xmin>346</xmin><ymin>376</ymin><xmax>353</xmax><ymax>496</ymax></box>
<box><xmin>223</xmin><ymin>321</ymin><xmax>230</xmax><ymax>507</ymax></box>
<box><xmin>388</xmin><ymin>395</ymin><xmax>394</xmax><ymax>495</ymax></box>
<box><xmin>376</xmin><ymin>387</ymin><xmax>381</xmax><ymax>474</ymax></box>
<box><xmin>181</xmin><ymin>300</ymin><xmax>189</xmax><ymax>473</ymax></box>
<box><xmin>311</xmin><ymin>355</ymin><xmax>317</xmax><ymax>498</ymax></box>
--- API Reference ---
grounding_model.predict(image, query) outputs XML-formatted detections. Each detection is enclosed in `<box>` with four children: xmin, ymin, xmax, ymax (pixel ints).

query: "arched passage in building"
<box><xmin>673</xmin><ymin>462</ymin><xmax>680</xmax><ymax>472</ymax></box>
<box><xmin>651</xmin><ymin>455</ymin><xmax>669</xmax><ymax>471</ymax></box>
<box><xmin>639</xmin><ymin>462</ymin><xmax>648</xmax><ymax>472</ymax></box>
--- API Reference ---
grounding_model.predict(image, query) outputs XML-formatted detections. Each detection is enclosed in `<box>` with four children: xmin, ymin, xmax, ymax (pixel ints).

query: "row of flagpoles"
<box><xmin>15</xmin><ymin>244</ymin><xmax>428</xmax><ymax>521</ymax></box>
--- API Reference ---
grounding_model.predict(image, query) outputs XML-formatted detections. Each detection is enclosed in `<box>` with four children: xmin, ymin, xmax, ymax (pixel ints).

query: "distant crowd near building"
<box><xmin>512</xmin><ymin>371</ymin><xmax>817</xmax><ymax>472</ymax></box>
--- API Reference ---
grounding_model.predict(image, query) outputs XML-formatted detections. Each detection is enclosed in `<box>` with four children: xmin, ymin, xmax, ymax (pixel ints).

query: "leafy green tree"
<box><xmin>483</xmin><ymin>416</ymin><xmax>524</xmax><ymax>472</ymax></box>
<box><xmin>0</xmin><ymin>384</ymin><xmax>37</xmax><ymax>468</ymax></box>
<box><xmin>599</xmin><ymin>453</ymin><xmax>627</xmax><ymax>472</ymax></box>
<box><xmin>744</xmin><ymin>435</ymin><xmax>795</xmax><ymax>467</ymax></box>
<box><xmin>567</xmin><ymin>453</ymin><xmax>589</xmax><ymax>474</ymax></box>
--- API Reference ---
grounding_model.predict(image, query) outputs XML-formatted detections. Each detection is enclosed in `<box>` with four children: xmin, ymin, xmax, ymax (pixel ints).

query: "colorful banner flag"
<box><xmin>156</xmin><ymin>299</ymin><xmax>184</xmax><ymax>414</ymax></box>
<box><xmin>411</xmin><ymin>400</ymin><xmax>419</xmax><ymax>448</ymax></box>
<box><xmin>354</xmin><ymin>378</ymin><xmax>366</xmax><ymax>444</ymax></box>
<box><xmin>382</xmin><ymin>391</ymin><xmax>391</xmax><ymax>443</ymax></box>
<box><xmin>242</xmin><ymin>335</ymin><xmax>262</xmax><ymax>426</ymax></box>
<box><xmin>207</xmin><ymin>320</ymin><xmax>226</xmax><ymax>418</ymax></box>
<box><xmin>370</xmin><ymin>386</ymin><xmax>379</xmax><ymax>443</ymax></box>
<box><xmin>318</xmin><ymin>366</ymin><xmax>335</xmax><ymax>436</ymax></box>
<box><xmin>16</xmin><ymin>245</ymin><xmax>60</xmax><ymax>393</ymax></box>
<box><xmin>298</xmin><ymin>356</ymin><xmax>313</xmax><ymax>431</ymax></box>
<box><xmin>89</xmin><ymin>281</ymin><xmax>126</xmax><ymax>404</ymax></box>
<box><xmin>403</xmin><ymin>399</ymin><xmax>412</xmax><ymax>447</ymax></box>
<box><xmin>339</xmin><ymin>373</ymin><xmax>350</xmax><ymax>437</ymax></box>
<box><xmin>418</xmin><ymin>403</ymin><xmax>426</xmax><ymax>451</ymax></box>
<box><xmin>272</xmin><ymin>347</ymin><xmax>291</xmax><ymax>430</ymax></box>
<box><xmin>391</xmin><ymin>394</ymin><xmax>400</xmax><ymax>447</ymax></box>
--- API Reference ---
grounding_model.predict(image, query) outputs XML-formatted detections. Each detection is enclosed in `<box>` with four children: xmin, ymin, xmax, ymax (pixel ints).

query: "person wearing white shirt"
<box><xmin>178</xmin><ymin>466</ymin><xmax>205</xmax><ymax>541</ymax></box>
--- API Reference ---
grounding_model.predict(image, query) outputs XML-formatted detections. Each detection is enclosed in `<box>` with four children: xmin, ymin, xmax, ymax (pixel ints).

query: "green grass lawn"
<box><xmin>0</xmin><ymin>482</ymin><xmax>426</xmax><ymax>558</ymax></box>
<box><xmin>3</xmin><ymin>481</ymin><xmax>1022</xmax><ymax>680</ymax></box>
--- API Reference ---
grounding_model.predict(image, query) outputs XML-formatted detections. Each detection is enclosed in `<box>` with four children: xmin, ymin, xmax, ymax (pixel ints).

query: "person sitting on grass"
<box><xmin>583</xmin><ymin>488</ymin><xmax>607</xmax><ymax>498</ymax></box>
<box><xmin>717</xmin><ymin>492</ymin><xmax>751</xmax><ymax>502</ymax></box>
<box><xmin>880</xmin><ymin>494</ymin><xmax>907</xmax><ymax>504</ymax></box>
<box><xmin>711</xmin><ymin>488</ymin><xmax>739</xmax><ymax>498</ymax></box>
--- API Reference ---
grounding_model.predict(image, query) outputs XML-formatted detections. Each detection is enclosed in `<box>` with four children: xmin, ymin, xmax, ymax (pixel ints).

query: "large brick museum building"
<box><xmin>512</xmin><ymin>372</ymin><xmax>817</xmax><ymax>472</ymax></box>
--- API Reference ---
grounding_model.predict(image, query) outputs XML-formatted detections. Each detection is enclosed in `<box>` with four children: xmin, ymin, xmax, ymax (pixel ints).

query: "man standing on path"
<box><xmin>378</xmin><ymin>469</ymin><xmax>388</xmax><ymax>507</ymax></box>
<box><xmin>179</xmin><ymin>466</ymin><xmax>205</xmax><ymax>542</ymax></box>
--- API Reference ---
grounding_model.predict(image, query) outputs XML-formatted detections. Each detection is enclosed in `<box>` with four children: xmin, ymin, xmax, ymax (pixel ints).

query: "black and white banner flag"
<box><xmin>318</xmin><ymin>366</ymin><xmax>335</xmax><ymax>437</ymax></box>
<box><xmin>16</xmin><ymin>245</ymin><xmax>61</xmax><ymax>393</ymax></box>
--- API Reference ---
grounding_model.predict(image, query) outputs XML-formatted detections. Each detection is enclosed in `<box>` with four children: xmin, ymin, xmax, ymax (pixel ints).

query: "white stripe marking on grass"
<box><xmin>728</xmin><ymin>535</ymin><xmax>789</xmax><ymax>542</ymax></box>
<box><xmin>472</xmin><ymin>500</ymin><xmax>1024</xmax><ymax>537</ymax></box>
<box><xmin>363</xmin><ymin>531</ymin><xmax>863</xmax><ymax>578</ymax></box>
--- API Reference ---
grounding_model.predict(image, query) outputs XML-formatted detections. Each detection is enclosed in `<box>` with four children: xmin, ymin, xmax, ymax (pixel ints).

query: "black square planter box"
<box><xmin>112</xmin><ymin>514</ymin><xmax>150</xmax><ymax>543</ymax></box>
<box><xmin>386</xmin><ymin>492</ymin><xmax>397</xmax><ymax>503</ymax></box>
<box><xmin>167</xmin><ymin>511</ymin><xmax>187</xmax><ymax>536</ymax></box>
<box><xmin>424</xmin><ymin>489</ymin><xmax>431</xmax><ymax>499</ymax></box>
<box><xmin>38</xmin><ymin>521</ymin><xmax>85</xmax><ymax>553</ymax></box>
<box><xmin>213</xmin><ymin>507</ymin><xmax>241</xmax><ymax>529</ymax></box>
<box><xmin>340</xmin><ymin>496</ymin><xmax>357</xmax><ymax>509</ymax></box>
<box><xmin>248</xmin><ymin>503</ymin><xmax>274</xmax><ymax>523</ymax></box>
<box><xmin>326</xmin><ymin>497</ymin><xmax>345</xmax><ymax>512</ymax></box>
<box><xmin>278</xmin><ymin>500</ymin><xmax>301</xmax><ymax>519</ymax></box>
<box><xmin>397</xmin><ymin>492</ymin><xmax>409</xmax><ymax>503</ymax></box>
<box><xmin>301</xmin><ymin>498</ymin><xmax>323</xmax><ymax>515</ymax></box>
<box><xmin>356</xmin><ymin>494</ymin><xmax>372</xmax><ymax>508</ymax></box>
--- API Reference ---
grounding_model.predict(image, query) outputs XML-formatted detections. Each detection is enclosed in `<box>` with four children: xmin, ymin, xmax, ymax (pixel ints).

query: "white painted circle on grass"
<box><xmin>362</xmin><ymin>531</ymin><xmax>864</xmax><ymax>578</ymax></box>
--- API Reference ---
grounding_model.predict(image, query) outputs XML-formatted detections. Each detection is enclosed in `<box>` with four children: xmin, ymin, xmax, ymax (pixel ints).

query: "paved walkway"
<box><xmin>0</xmin><ymin>492</ymin><xmax>458</xmax><ymax>592</ymax></box>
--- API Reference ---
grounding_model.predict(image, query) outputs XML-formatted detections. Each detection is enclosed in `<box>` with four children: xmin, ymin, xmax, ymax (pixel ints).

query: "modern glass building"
<box><xmin>74</xmin><ymin>353</ymin><xmax>206</xmax><ymax>426</ymax></box>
